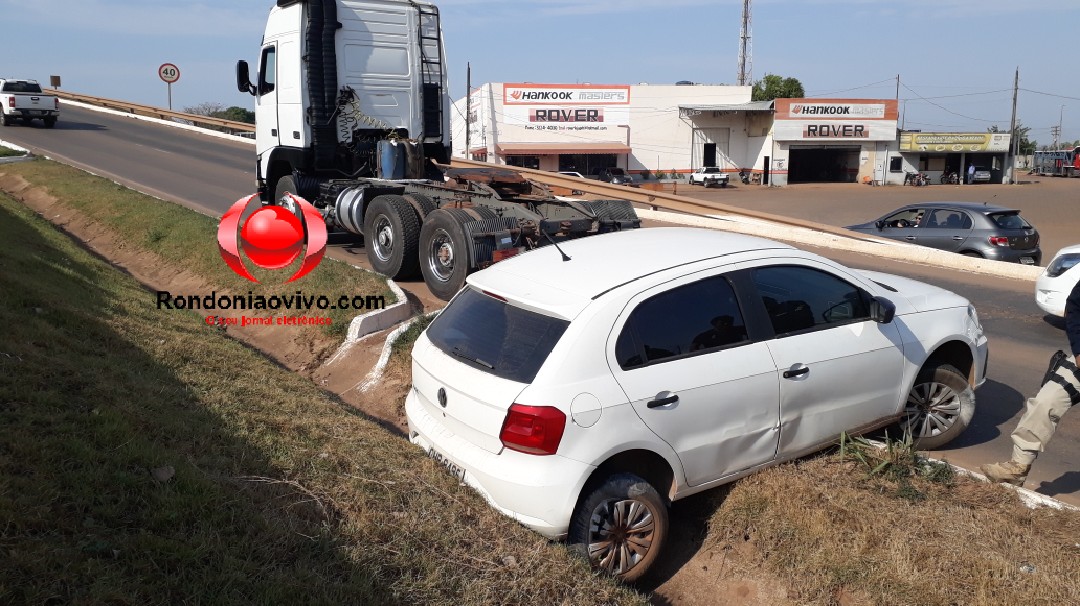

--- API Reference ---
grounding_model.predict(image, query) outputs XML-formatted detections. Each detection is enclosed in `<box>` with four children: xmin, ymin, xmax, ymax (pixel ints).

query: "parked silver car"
<box><xmin>846</xmin><ymin>201</ymin><xmax>1041</xmax><ymax>265</ymax></box>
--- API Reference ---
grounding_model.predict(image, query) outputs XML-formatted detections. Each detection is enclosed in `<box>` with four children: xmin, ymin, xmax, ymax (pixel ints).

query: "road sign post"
<box><xmin>158</xmin><ymin>63</ymin><xmax>180</xmax><ymax>110</ymax></box>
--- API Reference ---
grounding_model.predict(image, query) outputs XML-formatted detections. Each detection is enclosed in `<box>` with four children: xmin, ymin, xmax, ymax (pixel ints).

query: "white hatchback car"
<box><xmin>405</xmin><ymin>227</ymin><xmax>988</xmax><ymax>581</ymax></box>
<box><xmin>1035</xmin><ymin>244</ymin><xmax>1080</xmax><ymax>317</ymax></box>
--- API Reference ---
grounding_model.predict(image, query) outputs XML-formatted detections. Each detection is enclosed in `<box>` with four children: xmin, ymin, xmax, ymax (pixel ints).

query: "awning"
<box><xmin>495</xmin><ymin>142</ymin><xmax>631</xmax><ymax>155</ymax></box>
<box><xmin>679</xmin><ymin>100</ymin><xmax>775</xmax><ymax>114</ymax></box>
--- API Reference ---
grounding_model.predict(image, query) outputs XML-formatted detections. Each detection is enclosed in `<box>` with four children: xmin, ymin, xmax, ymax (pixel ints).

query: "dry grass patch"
<box><xmin>0</xmin><ymin>192</ymin><xmax>646</xmax><ymax>605</ymax></box>
<box><xmin>707</xmin><ymin>437</ymin><xmax>1080</xmax><ymax>605</ymax></box>
<box><xmin>0</xmin><ymin>158</ymin><xmax>393</xmax><ymax>340</ymax></box>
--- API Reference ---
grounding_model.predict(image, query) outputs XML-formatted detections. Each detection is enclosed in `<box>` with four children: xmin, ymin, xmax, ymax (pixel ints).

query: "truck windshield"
<box><xmin>426</xmin><ymin>288</ymin><xmax>569</xmax><ymax>383</ymax></box>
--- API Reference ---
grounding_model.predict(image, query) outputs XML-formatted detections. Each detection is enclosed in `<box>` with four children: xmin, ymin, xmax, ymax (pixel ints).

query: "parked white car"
<box><xmin>688</xmin><ymin>166</ymin><xmax>730</xmax><ymax>188</ymax></box>
<box><xmin>405</xmin><ymin>227</ymin><xmax>987</xmax><ymax>581</ymax></box>
<box><xmin>1036</xmin><ymin>244</ymin><xmax>1080</xmax><ymax>317</ymax></box>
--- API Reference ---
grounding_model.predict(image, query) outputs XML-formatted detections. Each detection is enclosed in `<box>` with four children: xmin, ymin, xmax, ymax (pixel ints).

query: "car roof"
<box><xmin>466</xmin><ymin>227</ymin><xmax>795</xmax><ymax>318</ymax></box>
<box><xmin>899</xmin><ymin>201</ymin><xmax>1018</xmax><ymax>214</ymax></box>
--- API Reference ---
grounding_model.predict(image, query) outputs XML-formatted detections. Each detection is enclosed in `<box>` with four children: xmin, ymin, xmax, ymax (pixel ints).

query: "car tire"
<box><xmin>961</xmin><ymin>251</ymin><xmax>983</xmax><ymax>259</ymax></box>
<box><xmin>0</xmin><ymin>113</ymin><xmax>11</xmax><ymax>126</ymax></box>
<box><xmin>419</xmin><ymin>208</ymin><xmax>471</xmax><ymax>301</ymax></box>
<box><xmin>896</xmin><ymin>363</ymin><xmax>975</xmax><ymax>450</ymax></box>
<box><xmin>568</xmin><ymin>473</ymin><xmax>668</xmax><ymax>583</ymax></box>
<box><xmin>43</xmin><ymin>118</ymin><xmax>56</xmax><ymax>128</ymax></box>
<box><xmin>363</xmin><ymin>194</ymin><xmax>421</xmax><ymax>280</ymax></box>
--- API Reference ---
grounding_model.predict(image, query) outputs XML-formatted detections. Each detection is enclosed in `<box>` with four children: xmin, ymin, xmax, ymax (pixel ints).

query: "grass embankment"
<box><xmin>0</xmin><ymin>146</ymin><xmax>25</xmax><ymax>158</ymax></box>
<box><xmin>0</xmin><ymin>192</ymin><xmax>646</xmax><ymax>604</ymax></box>
<box><xmin>1</xmin><ymin>158</ymin><xmax>393</xmax><ymax>339</ymax></box>
<box><xmin>708</xmin><ymin>435</ymin><xmax>1080</xmax><ymax>605</ymax></box>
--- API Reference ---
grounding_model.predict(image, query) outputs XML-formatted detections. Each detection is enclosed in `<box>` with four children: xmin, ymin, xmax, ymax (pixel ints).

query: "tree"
<box><xmin>183</xmin><ymin>101</ymin><xmax>226</xmax><ymax>116</ymax></box>
<box><xmin>751</xmin><ymin>74</ymin><xmax>805</xmax><ymax>102</ymax></box>
<box><xmin>214</xmin><ymin>106</ymin><xmax>255</xmax><ymax>124</ymax></box>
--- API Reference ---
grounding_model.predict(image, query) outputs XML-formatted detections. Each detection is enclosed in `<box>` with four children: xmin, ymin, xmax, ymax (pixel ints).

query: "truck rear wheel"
<box><xmin>420</xmin><ymin>209</ymin><xmax>471</xmax><ymax>301</ymax></box>
<box><xmin>1</xmin><ymin>113</ymin><xmax>13</xmax><ymax>126</ymax></box>
<box><xmin>43</xmin><ymin>118</ymin><xmax>56</xmax><ymax>129</ymax></box>
<box><xmin>363</xmin><ymin>194</ymin><xmax>421</xmax><ymax>280</ymax></box>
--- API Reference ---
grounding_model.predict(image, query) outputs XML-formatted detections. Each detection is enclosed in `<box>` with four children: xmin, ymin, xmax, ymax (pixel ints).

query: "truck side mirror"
<box><xmin>236</xmin><ymin>60</ymin><xmax>256</xmax><ymax>95</ymax></box>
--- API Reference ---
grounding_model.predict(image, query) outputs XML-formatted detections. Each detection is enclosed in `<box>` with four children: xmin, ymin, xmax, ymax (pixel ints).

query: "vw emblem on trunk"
<box><xmin>437</xmin><ymin>387</ymin><xmax>447</xmax><ymax>408</ymax></box>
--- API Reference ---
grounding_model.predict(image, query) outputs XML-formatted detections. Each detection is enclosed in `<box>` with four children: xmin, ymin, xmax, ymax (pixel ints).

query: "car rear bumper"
<box><xmin>1035</xmin><ymin>274</ymin><xmax>1072</xmax><ymax>317</ymax></box>
<box><xmin>11</xmin><ymin>109</ymin><xmax>58</xmax><ymax>118</ymax></box>
<box><xmin>405</xmin><ymin>388</ymin><xmax>592</xmax><ymax>538</ymax></box>
<box><xmin>983</xmin><ymin>248</ymin><xmax>1041</xmax><ymax>265</ymax></box>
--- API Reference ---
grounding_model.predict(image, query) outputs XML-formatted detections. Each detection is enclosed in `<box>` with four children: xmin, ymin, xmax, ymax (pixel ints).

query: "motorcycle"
<box><xmin>940</xmin><ymin>171</ymin><xmax>959</xmax><ymax>185</ymax></box>
<box><xmin>905</xmin><ymin>171</ymin><xmax>930</xmax><ymax>187</ymax></box>
<box><xmin>738</xmin><ymin>169</ymin><xmax>751</xmax><ymax>185</ymax></box>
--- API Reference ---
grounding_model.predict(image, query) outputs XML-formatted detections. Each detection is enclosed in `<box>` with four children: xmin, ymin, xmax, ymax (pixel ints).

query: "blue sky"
<box><xmin>6</xmin><ymin>0</ymin><xmax>1080</xmax><ymax>146</ymax></box>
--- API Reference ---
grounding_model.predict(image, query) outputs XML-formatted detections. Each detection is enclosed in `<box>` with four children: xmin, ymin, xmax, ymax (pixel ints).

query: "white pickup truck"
<box><xmin>688</xmin><ymin>166</ymin><xmax>730</xmax><ymax>188</ymax></box>
<box><xmin>0</xmin><ymin>79</ymin><xmax>59</xmax><ymax>128</ymax></box>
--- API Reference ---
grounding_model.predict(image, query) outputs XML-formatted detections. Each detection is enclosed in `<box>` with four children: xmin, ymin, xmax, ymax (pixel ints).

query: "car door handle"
<box><xmin>952</xmin><ymin>236</ymin><xmax>964</xmax><ymax>240</ymax></box>
<box><xmin>905</xmin><ymin>236</ymin><xmax>917</xmax><ymax>241</ymax></box>
<box><xmin>647</xmin><ymin>392</ymin><xmax>679</xmax><ymax>408</ymax></box>
<box><xmin>783</xmin><ymin>367</ymin><xmax>810</xmax><ymax>379</ymax></box>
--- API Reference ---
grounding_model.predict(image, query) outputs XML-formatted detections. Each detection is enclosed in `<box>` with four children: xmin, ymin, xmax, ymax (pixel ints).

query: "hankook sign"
<box><xmin>504</xmin><ymin>84</ymin><xmax>631</xmax><ymax>105</ymax></box>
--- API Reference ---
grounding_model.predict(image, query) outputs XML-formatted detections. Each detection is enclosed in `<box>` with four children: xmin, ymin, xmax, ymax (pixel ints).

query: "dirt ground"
<box><xmin>1</xmin><ymin>174</ymin><xmax>813</xmax><ymax>605</ymax></box>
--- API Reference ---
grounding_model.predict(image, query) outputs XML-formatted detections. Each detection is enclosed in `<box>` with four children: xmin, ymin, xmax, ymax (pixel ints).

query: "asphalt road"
<box><xmin>3</xmin><ymin>104</ymin><xmax>1077</xmax><ymax>507</ymax></box>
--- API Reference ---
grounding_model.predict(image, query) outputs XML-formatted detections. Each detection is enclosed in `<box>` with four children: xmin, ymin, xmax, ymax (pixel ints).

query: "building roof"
<box><xmin>678</xmin><ymin>100</ymin><xmax>775</xmax><ymax>114</ymax></box>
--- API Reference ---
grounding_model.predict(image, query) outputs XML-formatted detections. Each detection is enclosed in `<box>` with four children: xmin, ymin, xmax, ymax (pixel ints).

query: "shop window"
<box><xmin>506</xmin><ymin>155</ymin><xmax>540</xmax><ymax>170</ymax></box>
<box><xmin>889</xmin><ymin>156</ymin><xmax>903</xmax><ymax>173</ymax></box>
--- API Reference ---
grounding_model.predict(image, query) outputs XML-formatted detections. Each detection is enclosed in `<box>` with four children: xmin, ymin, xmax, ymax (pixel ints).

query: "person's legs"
<box><xmin>982</xmin><ymin>356</ymin><xmax>1079</xmax><ymax>485</ymax></box>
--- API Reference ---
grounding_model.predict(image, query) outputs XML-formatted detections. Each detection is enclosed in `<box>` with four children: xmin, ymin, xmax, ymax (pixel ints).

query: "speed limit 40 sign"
<box><xmin>158</xmin><ymin>63</ymin><xmax>180</xmax><ymax>84</ymax></box>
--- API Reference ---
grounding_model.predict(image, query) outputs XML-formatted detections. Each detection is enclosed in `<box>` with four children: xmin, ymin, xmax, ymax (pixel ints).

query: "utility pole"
<box><xmin>737</xmin><ymin>0</ymin><xmax>752</xmax><ymax>86</ymax></box>
<box><xmin>465</xmin><ymin>62</ymin><xmax>471</xmax><ymax>160</ymax></box>
<box><xmin>1007</xmin><ymin>67</ymin><xmax>1018</xmax><ymax>184</ymax></box>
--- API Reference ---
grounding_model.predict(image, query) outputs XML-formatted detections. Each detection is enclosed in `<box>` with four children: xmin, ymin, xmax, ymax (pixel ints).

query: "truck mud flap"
<box><xmin>446</xmin><ymin>207</ymin><xmax>517</xmax><ymax>269</ymax></box>
<box><xmin>578</xmin><ymin>199</ymin><xmax>642</xmax><ymax>231</ymax></box>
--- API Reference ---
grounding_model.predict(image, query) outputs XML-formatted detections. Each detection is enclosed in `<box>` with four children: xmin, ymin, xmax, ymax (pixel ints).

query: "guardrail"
<box><xmin>50</xmin><ymin>89</ymin><xmax>256</xmax><ymax>135</ymax></box>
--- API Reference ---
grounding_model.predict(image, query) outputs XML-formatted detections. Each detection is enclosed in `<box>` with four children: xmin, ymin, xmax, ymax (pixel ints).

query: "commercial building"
<box><xmin>451</xmin><ymin>84</ymin><xmax>1011</xmax><ymax>186</ymax></box>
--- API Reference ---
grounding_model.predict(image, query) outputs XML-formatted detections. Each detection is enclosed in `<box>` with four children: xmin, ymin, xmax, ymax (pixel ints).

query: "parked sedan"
<box><xmin>597</xmin><ymin>167</ymin><xmax>637</xmax><ymax>186</ymax></box>
<box><xmin>846</xmin><ymin>202</ymin><xmax>1041</xmax><ymax>265</ymax></box>
<box><xmin>406</xmin><ymin>227</ymin><xmax>986</xmax><ymax>582</ymax></box>
<box><xmin>1035</xmin><ymin>244</ymin><xmax>1080</xmax><ymax>317</ymax></box>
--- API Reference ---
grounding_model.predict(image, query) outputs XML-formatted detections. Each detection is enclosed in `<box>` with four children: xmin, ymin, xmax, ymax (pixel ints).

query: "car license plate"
<box><xmin>1020</xmin><ymin>257</ymin><xmax>1034</xmax><ymax>265</ymax></box>
<box><xmin>427</xmin><ymin>447</ymin><xmax>466</xmax><ymax>482</ymax></box>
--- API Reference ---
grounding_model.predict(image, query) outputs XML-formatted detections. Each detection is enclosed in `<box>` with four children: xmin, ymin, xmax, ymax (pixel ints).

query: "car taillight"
<box><xmin>55</xmin><ymin>98</ymin><xmax>60</xmax><ymax>110</ymax></box>
<box><xmin>6</xmin><ymin>97</ymin><xmax>13</xmax><ymax>108</ymax></box>
<box><xmin>499</xmin><ymin>404</ymin><xmax>565</xmax><ymax>456</ymax></box>
<box><xmin>988</xmin><ymin>236</ymin><xmax>1010</xmax><ymax>247</ymax></box>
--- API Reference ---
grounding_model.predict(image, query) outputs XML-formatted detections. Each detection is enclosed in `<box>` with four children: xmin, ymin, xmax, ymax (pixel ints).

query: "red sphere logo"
<box><xmin>217</xmin><ymin>194</ymin><xmax>327</xmax><ymax>283</ymax></box>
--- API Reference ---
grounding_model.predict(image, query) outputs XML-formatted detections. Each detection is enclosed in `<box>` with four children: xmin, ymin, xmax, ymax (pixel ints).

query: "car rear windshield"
<box><xmin>2</xmin><ymin>82</ymin><xmax>43</xmax><ymax>93</ymax></box>
<box><xmin>988</xmin><ymin>212</ymin><xmax>1032</xmax><ymax>230</ymax></box>
<box><xmin>425</xmin><ymin>288</ymin><xmax>569</xmax><ymax>383</ymax></box>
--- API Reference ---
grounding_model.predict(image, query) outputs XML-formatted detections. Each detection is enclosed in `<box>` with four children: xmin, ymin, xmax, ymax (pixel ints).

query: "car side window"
<box><xmin>751</xmin><ymin>266</ymin><xmax>871</xmax><ymax>337</ymax></box>
<box><xmin>615</xmin><ymin>276</ymin><xmax>749</xmax><ymax>370</ymax></box>
<box><xmin>882</xmin><ymin>209</ymin><xmax>922</xmax><ymax>228</ymax></box>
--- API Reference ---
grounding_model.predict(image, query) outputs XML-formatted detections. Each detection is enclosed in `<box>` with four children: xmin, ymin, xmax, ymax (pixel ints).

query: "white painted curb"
<box><xmin>345</xmin><ymin>277</ymin><xmax>412</xmax><ymax>342</ymax></box>
<box><xmin>358</xmin><ymin>310</ymin><xmax>440</xmax><ymax>393</ymax></box>
<box><xmin>637</xmin><ymin>208</ymin><xmax>1044</xmax><ymax>283</ymax></box>
<box><xmin>0</xmin><ymin>138</ymin><xmax>30</xmax><ymax>153</ymax></box>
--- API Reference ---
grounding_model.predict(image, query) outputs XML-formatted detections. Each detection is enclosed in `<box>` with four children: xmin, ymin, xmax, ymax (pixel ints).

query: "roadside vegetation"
<box><xmin>707</xmin><ymin>433</ymin><xmax>1080</xmax><ymax>605</ymax></box>
<box><xmin>0</xmin><ymin>158</ymin><xmax>393</xmax><ymax>339</ymax></box>
<box><xmin>0</xmin><ymin>145</ymin><xmax>25</xmax><ymax>157</ymax></box>
<box><xmin>0</xmin><ymin>191</ymin><xmax>645</xmax><ymax>604</ymax></box>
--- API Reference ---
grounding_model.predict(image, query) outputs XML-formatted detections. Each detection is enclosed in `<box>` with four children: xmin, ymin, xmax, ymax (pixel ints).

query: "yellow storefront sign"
<box><xmin>899</xmin><ymin>132</ymin><xmax>1011</xmax><ymax>153</ymax></box>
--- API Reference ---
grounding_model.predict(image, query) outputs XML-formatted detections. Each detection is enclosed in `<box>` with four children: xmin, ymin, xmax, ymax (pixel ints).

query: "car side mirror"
<box><xmin>870</xmin><ymin>296</ymin><xmax>896</xmax><ymax>324</ymax></box>
<box><xmin>874</xmin><ymin>220</ymin><xmax>885</xmax><ymax>231</ymax></box>
<box><xmin>236</xmin><ymin>60</ymin><xmax>256</xmax><ymax>95</ymax></box>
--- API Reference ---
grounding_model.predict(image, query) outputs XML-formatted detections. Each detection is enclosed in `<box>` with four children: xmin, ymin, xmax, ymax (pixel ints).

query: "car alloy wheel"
<box><xmin>899</xmin><ymin>364</ymin><xmax>975</xmax><ymax>449</ymax></box>
<box><xmin>569</xmin><ymin>473</ymin><xmax>668</xmax><ymax>582</ymax></box>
